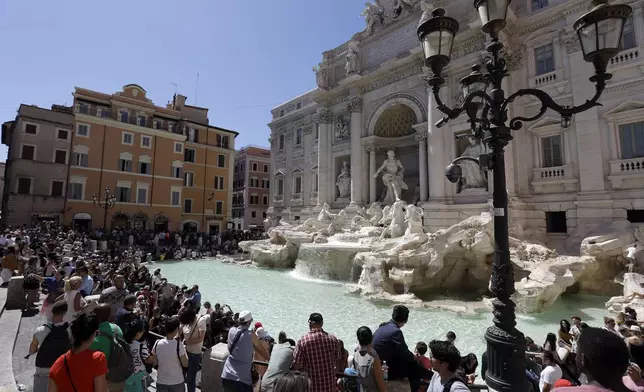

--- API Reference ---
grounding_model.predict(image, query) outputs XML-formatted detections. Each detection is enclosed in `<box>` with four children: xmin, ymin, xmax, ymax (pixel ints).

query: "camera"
<box><xmin>445</xmin><ymin>163</ymin><xmax>463</xmax><ymax>184</ymax></box>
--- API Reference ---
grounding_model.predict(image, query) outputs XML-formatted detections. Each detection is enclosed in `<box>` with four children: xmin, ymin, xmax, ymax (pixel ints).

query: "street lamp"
<box><xmin>418</xmin><ymin>1</ymin><xmax>631</xmax><ymax>391</ymax></box>
<box><xmin>93</xmin><ymin>186</ymin><xmax>117</xmax><ymax>230</ymax></box>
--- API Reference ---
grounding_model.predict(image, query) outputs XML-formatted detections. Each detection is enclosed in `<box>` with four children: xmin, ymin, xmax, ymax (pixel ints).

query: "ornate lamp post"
<box><xmin>417</xmin><ymin>1</ymin><xmax>631</xmax><ymax>390</ymax></box>
<box><xmin>93</xmin><ymin>186</ymin><xmax>117</xmax><ymax>230</ymax></box>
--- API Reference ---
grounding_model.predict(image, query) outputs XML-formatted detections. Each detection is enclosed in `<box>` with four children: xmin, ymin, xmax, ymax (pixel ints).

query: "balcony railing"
<box><xmin>529</xmin><ymin>69</ymin><xmax>564</xmax><ymax>89</ymax></box>
<box><xmin>609</xmin><ymin>46</ymin><xmax>640</xmax><ymax>68</ymax></box>
<box><xmin>608</xmin><ymin>157</ymin><xmax>644</xmax><ymax>189</ymax></box>
<box><xmin>531</xmin><ymin>164</ymin><xmax>577</xmax><ymax>193</ymax></box>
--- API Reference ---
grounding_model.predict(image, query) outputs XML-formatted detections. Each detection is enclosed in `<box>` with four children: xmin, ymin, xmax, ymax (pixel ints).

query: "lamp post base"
<box><xmin>484</xmin><ymin>311</ymin><xmax>526</xmax><ymax>392</ymax></box>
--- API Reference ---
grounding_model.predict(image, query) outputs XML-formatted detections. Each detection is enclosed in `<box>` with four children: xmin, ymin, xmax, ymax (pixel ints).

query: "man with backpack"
<box><xmin>427</xmin><ymin>340</ymin><xmax>470</xmax><ymax>392</ymax></box>
<box><xmin>90</xmin><ymin>303</ymin><xmax>135</xmax><ymax>392</ymax></box>
<box><xmin>28</xmin><ymin>301</ymin><xmax>70</xmax><ymax>392</ymax></box>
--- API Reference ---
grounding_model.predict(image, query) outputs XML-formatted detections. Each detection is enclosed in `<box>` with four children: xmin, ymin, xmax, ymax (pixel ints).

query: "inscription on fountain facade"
<box><xmin>364</xmin><ymin>22</ymin><xmax>417</xmax><ymax>69</ymax></box>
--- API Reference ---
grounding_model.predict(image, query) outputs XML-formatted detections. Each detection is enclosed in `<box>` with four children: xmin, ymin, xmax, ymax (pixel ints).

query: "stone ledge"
<box><xmin>0</xmin><ymin>288</ymin><xmax>19</xmax><ymax>392</ymax></box>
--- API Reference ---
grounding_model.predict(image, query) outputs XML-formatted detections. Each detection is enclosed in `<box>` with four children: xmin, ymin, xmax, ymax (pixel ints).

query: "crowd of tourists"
<box><xmin>1</xmin><ymin>225</ymin><xmax>644</xmax><ymax>392</ymax></box>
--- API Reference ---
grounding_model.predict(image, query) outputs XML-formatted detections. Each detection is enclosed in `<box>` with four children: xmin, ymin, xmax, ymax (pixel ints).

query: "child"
<box><xmin>415</xmin><ymin>341</ymin><xmax>432</xmax><ymax>370</ymax></box>
<box><xmin>415</xmin><ymin>342</ymin><xmax>431</xmax><ymax>392</ymax></box>
<box><xmin>124</xmin><ymin>318</ymin><xmax>153</xmax><ymax>392</ymax></box>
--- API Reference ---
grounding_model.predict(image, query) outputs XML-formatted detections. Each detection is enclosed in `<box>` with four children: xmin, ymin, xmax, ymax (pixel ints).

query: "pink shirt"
<box><xmin>553</xmin><ymin>386</ymin><xmax>611</xmax><ymax>392</ymax></box>
<box><xmin>624</xmin><ymin>375</ymin><xmax>644</xmax><ymax>392</ymax></box>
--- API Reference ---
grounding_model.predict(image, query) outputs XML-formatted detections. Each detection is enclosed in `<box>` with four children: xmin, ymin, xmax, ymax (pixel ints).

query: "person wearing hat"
<box><xmin>627</xmin><ymin>325</ymin><xmax>644</xmax><ymax>371</ymax></box>
<box><xmin>221</xmin><ymin>311</ymin><xmax>270</xmax><ymax>392</ymax></box>
<box><xmin>292</xmin><ymin>313</ymin><xmax>340</xmax><ymax>392</ymax></box>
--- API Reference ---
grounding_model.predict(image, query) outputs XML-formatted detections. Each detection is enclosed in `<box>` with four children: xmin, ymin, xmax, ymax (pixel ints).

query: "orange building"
<box><xmin>65</xmin><ymin>84</ymin><xmax>237</xmax><ymax>233</ymax></box>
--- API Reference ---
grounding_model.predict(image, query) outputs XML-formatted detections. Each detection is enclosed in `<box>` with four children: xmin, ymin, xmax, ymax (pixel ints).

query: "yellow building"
<box><xmin>65</xmin><ymin>84</ymin><xmax>237</xmax><ymax>233</ymax></box>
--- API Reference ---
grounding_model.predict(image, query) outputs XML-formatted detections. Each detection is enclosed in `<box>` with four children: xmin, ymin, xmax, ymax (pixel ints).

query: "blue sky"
<box><xmin>0</xmin><ymin>0</ymin><xmax>366</xmax><ymax>160</ymax></box>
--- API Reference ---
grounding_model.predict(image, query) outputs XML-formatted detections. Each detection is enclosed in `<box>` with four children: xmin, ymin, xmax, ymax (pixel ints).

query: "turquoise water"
<box><xmin>158</xmin><ymin>259</ymin><xmax>609</xmax><ymax>369</ymax></box>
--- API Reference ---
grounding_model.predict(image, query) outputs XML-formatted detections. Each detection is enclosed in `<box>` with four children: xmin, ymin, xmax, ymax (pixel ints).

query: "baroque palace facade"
<box><xmin>267</xmin><ymin>0</ymin><xmax>644</xmax><ymax>253</ymax></box>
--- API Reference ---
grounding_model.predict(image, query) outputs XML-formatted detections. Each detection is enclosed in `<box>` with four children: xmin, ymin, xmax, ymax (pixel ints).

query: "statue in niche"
<box><xmin>374</xmin><ymin>150</ymin><xmax>408</xmax><ymax>205</ymax></box>
<box><xmin>345</xmin><ymin>40</ymin><xmax>360</xmax><ymax>75</ymax></box>
<box><xmin>457</xmin><ymin>136</ymin><xmax>488</xmax><ymax>193</ymax></box>
<box><xmin>313</xmin><ymin>60</ymin><xmax>329</xmax><ymax>90</ymax></box>
<box><xmin>361</xmin><ymin>1</ymin><xmax>384</xmax><ymax>35</ymax></box>
<box><xmin>336</xmin><ymin>161</ymin><xmax>351</xmax><ymax>201</ymax></box>
<box><xmin>335</xmin><ymin>117</ymin><xmax>350</xmax><ymax>141</ymax></box>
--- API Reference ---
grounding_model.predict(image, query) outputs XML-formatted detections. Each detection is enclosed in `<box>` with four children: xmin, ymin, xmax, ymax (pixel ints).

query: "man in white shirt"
<box><xmin>626</xmin><ymin>244</ymin><xmax>639</xmax><ymax>273</ymax></box>
<box><xmin>540</xmin><ymin>351</ymin><xmax>562</xmax><ymax>392</ymax></box>
<box><xmin>427</xmin><ymin>340</ymin><xmax>470</xmax><ymax>392</ymax></box>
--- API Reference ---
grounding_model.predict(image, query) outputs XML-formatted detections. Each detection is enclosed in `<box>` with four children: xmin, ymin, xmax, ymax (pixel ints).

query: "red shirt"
<box><xmin>415</xmin><ymin>354</ymin><xmax>432</xmax><ymax>370</ymax></box>
<box><xmin>49</xmin><ymin>350</ymin><xmax>107</xmax><ymax>392</ymax></box>
<box><xmin>293</xmin><ymin>328</ymin><xmax>340</xmax><ymax>392</ymax></box>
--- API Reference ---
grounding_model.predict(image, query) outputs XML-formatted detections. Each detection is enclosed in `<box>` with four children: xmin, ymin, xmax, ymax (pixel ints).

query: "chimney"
<box><xmin>174</xmin><ymin>94</ymin><xmax>187</xmax><ymax>110</ymax></box>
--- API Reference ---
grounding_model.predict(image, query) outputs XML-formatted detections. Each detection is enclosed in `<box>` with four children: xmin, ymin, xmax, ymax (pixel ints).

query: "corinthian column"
<box><xmin>348</xmin><ymin>98</ymin><xmax>363</xmax><ymax>205</ymax></box>
<box><xmin>314</xmin><ymin>108</ymin><xmax>334</xmax><ymax>206</ymax></box>
<box><xmin>367</xmin><ymin>145</ymin><xmax>377</xmax><ymax>203</ymax></box>
<box><xmin>415</xmin><ymin>129</ymin><xmax>428</xmax><ymax>202</ymax></box>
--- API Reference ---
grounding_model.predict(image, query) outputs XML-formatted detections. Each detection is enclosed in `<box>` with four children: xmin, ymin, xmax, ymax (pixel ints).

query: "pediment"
<box><xmin>603</xmin><ymin>101</ymin><xmax>644</xmax><ymax>117</ymax></box>
<box><xmin>528</xmin><ymin>116</ymin><xmax>561</xmax><ymax>131</ymax></box>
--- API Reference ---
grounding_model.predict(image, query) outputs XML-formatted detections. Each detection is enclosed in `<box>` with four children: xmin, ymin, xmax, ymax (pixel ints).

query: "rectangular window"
<box><xmin>221</xmin><ymin>136</ymin><xmax>229</xmax><ymax>149</ymax></box>
<box><xmin>54</xmin><ymin>150</ymin><xmax>67</xmax><ymax>164</ymax></box>
<box><xmin>294</xmin><ymin>177</ymin><xmax>302</xmax><ymax>194</ymax></box>
<box><xmin>216</xmin><ymin>201</ymin><xmax>223</xmax><ymax>215</ymax></box>
<box><xmin>531</xmin><ymin>0</ymin><xmax>548</xmax><ymax>10</ymax></box>
<box><xmin>184</xmin><ymin>148</ymin><xmax>196</xmax><ymax>163</ymax></box>
<box><xmin>619</xmin><ymin>122</ymin><xmax>644</xmax><ymax>159</ymax></box>
<box><xmin>171</xmin><ymin>190</ymin><xmax>181</xmax><ymax>206</ymax></box>
<box><xmin>296</xmin><ymin>128</ymin><xmax>302</xmax><ymax>145</ymax></box>
<box><xmin>76</xmin><ymin>124</ymin><xmax>89</xmax><ymax>137</ymax></box>
<box><xmin>277</xmin><ymin>179</ymin><xmax>284</xmax><ymax>195</ymax></box>
<box><xmin>252</xmin><ymin>163</ymin><xmax>258</xmax><ymax>171</ymax></box>
<box><xmin>51</xmin><ymin>181</ymin><xmax>64</xmax><ymax>197</ymax></box>
<box><xmin>138</xmin><ymin>116</ymin><xmax>146</xmax><ymax>127</ymax></box>
<box><xmin>546</xmin><ymin>211</ymin><xmax>567</xmax><ymax>233</ymax></box>
<box><xmin>141</xmin><ymin>136</ymin><xmax>151</xmax><ymax>148</ymax></box>
<box><xmin>263</xmin><ymin>195</ymin><xmax>268</xmax><ymax>205</ymax></box>
<box><xmin>69</xmin><ymin>183</ymin><xmax>83</xmax><ymax>200</ymax></box>
<box><xmin>174</xmin><ymin>142</ymin><xmax>183</xmax><ymax>153</ymax></box>
<box><xmin>21</xmin><ymin>145</ymin><xmax>35</xmax><ymax>160</ymax></box>
<box><xmin>77</xmin><ymin>103</ymin><xmax>89</xmax><ymax>114</ymax></box>
<box><xmin>296</xmin><ymin>102</ymin><xmax>302</xmax><ymax>110</ymax></box>
<box><xmin>252</xmin><ymin>211</ymin><xmax>256</xmax><ymax>218</ymax></box>
<box><xmin>172</xmin><ymin>165</ymin><xmax>182</xmax><ymax>178</ymax></box>
<box><xmin>627</xmin><ymin>210</ymin><xmax>644</xmax><ymax>223</ymax></box>
<box><xmin>251</xmin><ymin>195</ymin><xmax>259</xmax><ymax>204</ymax></box>
<box><xmin>263</xmin><ymin>212</ymin><xmax>267</xmax><ymax>219</ymax></box>
<box><xmin>218</xmin><ymin>154</ymin><xmax>226</xmax><ymax>168</ymax></box>
<box><xmin>73</xmin><ymin>153</ymin><xmax>89</xmax><ymax>167</ymax></box>
<box><xmin>98</xmin><ymin>108</ymin><xmax>110</xmax><ymax>118</ymax></box>
<box><xmin>263</xmin><ymin>164</ymin><xmax>269</xmax><ymax>173</ymax></box>
<box><xmin>313</xmin><ymin>173</ymin><xmax>319</xmax><ymax>192</ymax></box>
<box><xmin>119</xmin><ymin>110</ymin><xmax>129</xmax><ymax>123</ymax></box>
<box><xmin>17</xmin><ymin>178</ymin><xmax>31</xmax><ymax>194</ymax></box>
<box><xmin>541</xmin><ymin>135</ymin><xmax>563</xmax><ymax>167</ymax></box>
<box><xmin>119</xmin><ymin>159</ymin><xmax>132</xmax><ymax>172</ymax></box>
<box><xmin>279</xmin><ymin>134</ymin><xmax>285</xmax><ymax>149</ymax></box>
<box><xmin>315</xmin><ymin>125</ymin><xmax>319</xmax><ymax>140</ymax></box>
<box><xmin>279</xmin><ymin>110</ymin><xmax>285</xmax><ymax>117</ymax></box>
<box><xmin>535</xmin><ymin>44</ymin><xmax>555</xmax><ymax>75</ymax></box>
<box><xmin>25</xmin><ymin>124</ymin><xmax>37</xmax><ymax>134</ymax></box>
<box><xmin>117</xmin><ymin>186</ymin><xmax>131</xmax><ymax>203</ymax></box>
<box><xmin>122</xmin><ymin>132</ymin><xmax>134</xmax><ymax>145</ymax></box>
<box><xmin>137</xmin><ymin>188</ymin><xmax>148</xmax><ymax>204</ymax></box>
<box><xmin>57</xmin><ymin>129</ymin><xmax>69</xmax><ymax>140</ymax></box>
<box><xmin>154</xmin><ymin>119</ymin><xmax>163</xmax><ymax>130</ymax></box>
<box><xmin>214</xmin><ymin>176</ymin><xmax>224</xmax><ymax>190</ymax></box>
<box><xmin>139</xmin><ymin>162</ymin><xmax>150</xmax><ymax>175</ymax></box>
<box><xmin>184</xmin><ymin>172</ymin><xmax>194</xmax><ymax>187</ymax></box>
<box><xmin>184</xmin><ymin>199</ymin><xmax>193</xmax><ymax>213</ymax></box>
<box><xmin>187</xmin><ymin>128</ymin><xmax>198</xmax><ymax>142</ymax></box>
<box><xmin>623</xmin><ymin>17</ymin><xmax>637</xmax><ymax>50</ymax></box>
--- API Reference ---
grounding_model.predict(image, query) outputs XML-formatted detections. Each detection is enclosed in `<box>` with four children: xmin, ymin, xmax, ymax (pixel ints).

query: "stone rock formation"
<box><xmin>239</xmin><ymin>202</ymin><xmax>643</xmax><ymax>313</ymax></box>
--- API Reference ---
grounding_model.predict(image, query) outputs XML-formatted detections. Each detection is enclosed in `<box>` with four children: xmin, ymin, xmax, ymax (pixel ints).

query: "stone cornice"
<box><xmin>510</xmin><ymin>0</ymin><xmax>587</xmax><ymax>37</ymax></box>
<box><xmin>604</xmin><ymin>77</ymin><xmax>644</xmax><ymax>95</ymax></box>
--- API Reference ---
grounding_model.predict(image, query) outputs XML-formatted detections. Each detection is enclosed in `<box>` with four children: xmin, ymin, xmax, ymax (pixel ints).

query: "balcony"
<box><xmin>291</xmin><ymin>193</ymin><xmax>303</xmax><ymax>207</ymax></box>
<box><xmin>531</xmin><ymin>164</ymin><xmax>578</xmax><ymax>193</ymax></box>
<box><xmin>274</xmin><ymin>194</ymin><xmax>284</xmax><ymax>208</ymax></box>
<box><xmin>608</xmin><ymin>157</ymin><xmax>644</xmax><ymax>189</ymax></box>
<box><xmin>609</xmin><ymin>46</ymin><xmax>641</xmax><ymax>69</ymax></box>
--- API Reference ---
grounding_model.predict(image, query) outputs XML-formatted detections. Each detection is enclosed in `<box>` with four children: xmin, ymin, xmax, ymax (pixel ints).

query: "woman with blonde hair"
<box><xmin>58</xmin><ymin>276</ymin><xmax>84</xmax><ymax>323</ymax></box>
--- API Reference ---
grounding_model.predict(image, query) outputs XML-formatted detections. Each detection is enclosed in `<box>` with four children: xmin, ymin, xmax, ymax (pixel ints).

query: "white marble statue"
<box><xmin>393</xmin><ymin>0</ymin><xmax>419</xmax><ymax>18</ymax></box>
<box><xmin>458</xmin><ymin>137</ymin><xmax>488</xmax><ymax>192</ymax></box>
<box><xmin>336</xmin><ymin>161</ymin><xmax>351</xmax><ymax>201</ymax></box>
<box><xmin>328</xmin><ymin>210</ymin><xmax>347</xmax><ymax>235</ymax></box>
<box><xmin>361</xmin><ymin>1</ymin><xmax>384</xmax><ymax>35</ymax></box>
<box><xmin>313</xmin><ymin>61</ymin><xmax>329</xmax><ymax>89</ymax></box>
<box><xmin>374</xmin><ymin>150</ymin><xmax>408</xmax><ymax>205</ymax></box>
<box><xmin>419</xmin><ymin>0</ymin><xmax>434</xmax><ymax>25</ymax></box>
<box><xmin>345</xmin><ymin>40</ymin><xmax>360</xmax><ymax>75</ymax></box>
<box><xmin>335</xmin><ymin>117</ymin><xmax>350</xmax><ymax>141</ymax></box>
<box><xmin>367</xmin><ymin>203</ymin><xmax>384</xmax><ymax>226</ymax></box>
<box><xmin>405</xmin><ymin>205</ymin><xmax>425</xmax><ymax>235</ymax></box>
<box><xmin>318</xmin><ymin>203</ymin><xmax>336</xmax><ymax>223</ymax></box>
<box><xmin>380</xmin><ymin>200</ymin><xmax>407</xmax><ymax>239</ymax></box>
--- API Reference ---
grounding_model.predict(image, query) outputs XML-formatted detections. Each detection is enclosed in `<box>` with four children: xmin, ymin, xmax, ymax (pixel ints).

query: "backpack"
<box><xmin>99</xmin><ymin>330</ymin><xmax>135</xmax><ymax>382</ymax></box>
<box><xmin>35</xmin><ymin>323</ymin><xmax>71</xmax><ymax>368</ymax></box>
<box><xmin>443</xmin><ymin>375</ymin><xmax>467</xmax><ymax>392</ymax></box>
